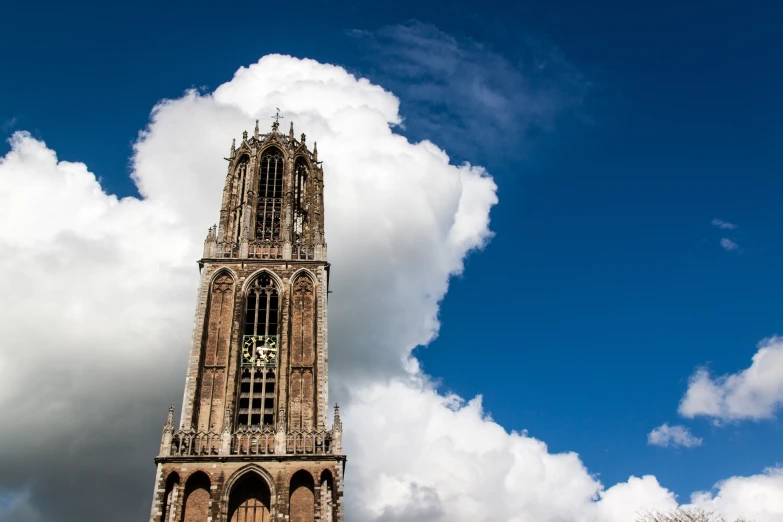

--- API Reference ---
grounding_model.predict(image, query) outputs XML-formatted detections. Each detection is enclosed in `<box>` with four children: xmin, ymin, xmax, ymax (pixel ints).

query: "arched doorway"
<box><xmin>228</xmin><ymin>472</ymin><xmax>272</xmax><ymax>522</ymax></box>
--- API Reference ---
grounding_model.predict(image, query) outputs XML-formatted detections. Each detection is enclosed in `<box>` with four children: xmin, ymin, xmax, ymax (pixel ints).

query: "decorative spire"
<box><xmin>289</xmin><ymin>120</ymin><xmax>295</xmax><ymax>141</ymax></box>
<box><xmin>205</xmin><ymin>225</ymin><xmax>217</xmax><ymax>243</ymax></box>
<box><xmin>230</xmin><ymin>138</ymin><xmax>236</xmax><ymax>158</ymax></box>
<box><xmin>254</xmin><ymin>119</ymin><xmax>259</xmax><ymax>140</ymax></box>
<box><xmin>313</xmin><ymin>141</ymin><xmax>318</xmax><ymax>162</ymax></box>
<box><xmin>333</xmin><ymin>403</ymin><xmax>342</xmax><ymax>431</ymax></box>
<box><xmin>163</xmin><ymin>403</ymin><xmax>174</xmax><ymax>433</ymax></box>
<box><xmin>222</xmin><ymin>407</ymin><xmax>231</xmax><ymax>434</ymax></box>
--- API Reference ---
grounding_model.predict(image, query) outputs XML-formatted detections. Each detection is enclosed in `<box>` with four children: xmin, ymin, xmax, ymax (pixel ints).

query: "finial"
<box><xmin>163</xmin><ymin>403</ymin><xmax>175</xmax><ymax>433</ymax></box>
<box><xmin>289</xmin><ymin>120</ymin><xmax>294</xmax><ymax>141</ymax></box>
<box><xmin>242</xmin><ymin>130</ymin><xmax>248</xmax><ymax>141</ymax></box>
<box><xmin>313</xmin><ymin>141</ymin><xmax>318</xmax><ymax>162</ymax></box>
<box><xmin>254</xmin><ymin>119</ymin><xmax>259</xmax><ymax>140</ymax></box>
<box><xmin>300</xmin><ymin>132</ymin><xmax>306</xmax><ymax>144</ymax></box>
<box><xmin>333</xmin><ymin>403</ymin><xmax>342</xmax><ymax>431</ymax></box>
<box><xmin>230</xmin><ymin>138</ymin><xmax>236</xmax><ymax>158</ymax></box>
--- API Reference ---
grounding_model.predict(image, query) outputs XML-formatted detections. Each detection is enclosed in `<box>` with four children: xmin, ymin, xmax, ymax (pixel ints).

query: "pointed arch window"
<box><xmin>228</xmin><ymin>472</ymin><xmax>272</xmax><ymax>522</ymax></box>
<box><xmin>256</xmin><ymin>148</ymin><xmax>284</xmax><ymax>241</ymax></box>
<box><xmin>238</xmin><ymin>273</ymin><xmax>279</xmax><ymax>427</ymax></box>
<box><xmin>293</xmin><ymin>157</ymin><xmax>309</xmax><ymax>244</ymax></box>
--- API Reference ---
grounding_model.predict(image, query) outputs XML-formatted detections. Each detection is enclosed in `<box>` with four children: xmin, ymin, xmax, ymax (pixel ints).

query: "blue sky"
<box><xmin>2</xmin><ymin>0</ymin><xmax>783</xmax><ymax>516</ymax></box>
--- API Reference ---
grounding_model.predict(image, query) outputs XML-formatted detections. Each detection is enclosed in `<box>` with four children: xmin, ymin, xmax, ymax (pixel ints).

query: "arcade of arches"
<box><xmin>156</xmin><ymin>468</ymin><xmax>334</xmax><ymax>522</ymax></box>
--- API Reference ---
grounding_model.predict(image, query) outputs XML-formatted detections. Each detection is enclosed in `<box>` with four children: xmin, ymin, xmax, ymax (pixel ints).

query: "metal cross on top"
<box><xmin>271</xmin><ymin>107</ymin><xmax>284</xmax><ymax>129</ymax></box>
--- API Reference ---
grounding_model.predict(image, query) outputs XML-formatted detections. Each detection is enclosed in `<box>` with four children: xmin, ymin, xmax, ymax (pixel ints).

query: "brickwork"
<box><xmin>183</xmin><ymin>472</ymin><xmax>211</xmax><ymax>522</ymax></box>
<box><xmin>289</xmin><ymin>470</ymin><xmax>315</xmax><ymax>522</ymax></box>
<box><xmin>150</xmin><ymin>459</ymin><xmax>343</xmax><ymax>522</ymax></box>
<box><xmin>149</xmin><ymin>122</ymin><xmax>344</xmax><ymax>522</ymax></box>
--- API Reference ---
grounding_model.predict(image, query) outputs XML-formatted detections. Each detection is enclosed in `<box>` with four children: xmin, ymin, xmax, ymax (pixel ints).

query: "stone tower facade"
<box><xmin>149</xmin><ymin>119</ymin><xmax>345</xmax><ymax>522</ymax></box>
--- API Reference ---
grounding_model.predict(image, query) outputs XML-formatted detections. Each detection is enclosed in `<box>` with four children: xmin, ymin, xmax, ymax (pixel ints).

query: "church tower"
<box><xmin>148</xmin><ymin>117</ymin><xmax>345</xmax><ymax>522</ymax></box>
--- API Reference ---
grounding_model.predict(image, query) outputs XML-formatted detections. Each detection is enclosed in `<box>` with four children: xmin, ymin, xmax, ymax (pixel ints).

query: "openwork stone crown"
<box><xmin>203</xmin><ymin>118</ymin><xmax>326</xmax><ymax>261</ymax></box>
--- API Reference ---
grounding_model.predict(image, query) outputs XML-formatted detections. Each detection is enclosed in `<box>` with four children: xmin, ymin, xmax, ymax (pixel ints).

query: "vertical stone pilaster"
<box><xmin>277</xmin><ymin>282</ymin><xmax>290</xmax><ymax>431</ymax></box>
<box><xmin>181</xmin><ymin>264</ymin><xmax>211</xmax><ymax>429</ymax></box>
<box><xmin>334</xmin><ymin>461</ymin><xmax>345</xmax><ymax>522</ymax></box>
<box><xmin>148</xmin><ymin>463</ymin><xmax>164</xmax><ymax>522</ymax></box>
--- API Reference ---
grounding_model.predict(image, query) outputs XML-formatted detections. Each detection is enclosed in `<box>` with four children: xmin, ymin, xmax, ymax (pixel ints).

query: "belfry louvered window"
<box><xmin>255</xmin><ymin>148</ymin><xmax>283</xmax><ymax>241</ymax></box>
<box><xmin>293</xmin><ymin>158</ymin><xmax>308</xmax><ymax>244</ymax></box>
<box><xmin>238</xmin><ymin>273</ymin><xmax>279</xmax><ymax>427</ymax></box>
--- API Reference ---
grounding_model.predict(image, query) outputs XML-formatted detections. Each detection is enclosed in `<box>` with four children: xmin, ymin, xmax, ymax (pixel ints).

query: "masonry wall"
<box><xmin>181</xmin><ymin>261</ymin><xmax>329</xmax><ymax>433</ymax></box>
<box><xmin>149</xmin><ymin>458</ymin><xmax>344</xmax><ymax>522</ymax></box>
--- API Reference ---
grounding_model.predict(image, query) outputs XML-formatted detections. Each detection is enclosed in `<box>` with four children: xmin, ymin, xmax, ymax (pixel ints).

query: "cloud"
<box><xmin>647</xmin><ymin>424</ymin><xmax>703</xmax><ymax>448</ymax></box>
<box><xmin>349</xmin><ymin>21</ymin><xmax>590</xmax><ymax>160</ymax></box>
<box><xmin>711</xmin><ymin>219</ymin><xmax>738</xmax><ymax>230</ymax></box>
<box><xmin>719</xmin><ymin>238</ymin><xmax>740</xmax><ymax>252</ymax></box>
<box><xmin>346</xmin><ymin>378</ymin><xmax>681</xmax><ymax>521</ymax></box>
<box><xmin>679</xmin><ymin>336</ymin><xmax>783</xmax><ymax>422</ymax></box>
<box><xmin>0</xmin><ymin>54</ymin><xmax>781</xmax><ymax>522</ymax></box>
<box><xmin>686</xmin><ymin>467</ymin><xmax>783</xmax><ymax>520</ymax></box>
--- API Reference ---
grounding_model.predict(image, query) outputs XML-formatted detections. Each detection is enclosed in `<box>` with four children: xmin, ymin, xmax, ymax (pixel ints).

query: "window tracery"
<box><xmin>256</xmin><ymin>148</ymin><xmax>284</xmax><ymax>241</ymax></box>
<box><xmin>238</xmin><ymin>273</ymin><xmax>279</xmax><ymax>427</ymax></box>
<box><xmin>293</xmin><ymin>158</ymin><xmax>309</xmax><ymax>244</ymax></box>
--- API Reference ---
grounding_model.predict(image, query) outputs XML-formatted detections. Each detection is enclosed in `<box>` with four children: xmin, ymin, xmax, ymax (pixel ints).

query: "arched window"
<box><xmin>160</xmin><ymin>472</ymin><xmax>179</xmax><ymax>522</ymax></box>
<box><xmin>228</xmin><ymin>472</ymin><xmax>272</xmax><ymax>522</ymax></box>
<box><xmin>231</xmin><ymin>156</ymin><xmax>249</xmax><ymax>244</ymax></box>
<box><xmin>182</xmin><ymin>472</ymin><xmax>211</xmax><ymax>522</ymax></box>
<box><xmin>256</xmin><ymin>148</ymin><xmax>284</xmax><ymax>241</ymax></box>
<box><xmin>293</xmin><ymin>157</ymin><xmax>309</xmax><ymax>244</ymax></box>
<box><xmin>239</xmin><ymin>273</ymin><xmax>279</xmax><ymax>426</ymax></box>
<box><xmin>289</xmin><ymin>470</ymin><xmax>315</xmax><ymax>522</ymax></box>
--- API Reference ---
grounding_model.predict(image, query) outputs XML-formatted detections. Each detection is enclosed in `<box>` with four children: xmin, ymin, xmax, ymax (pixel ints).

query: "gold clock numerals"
<box><xmin>242</xmin><ymin>335</ymin><xmax>278</xmax><ymax>367</ymax></box>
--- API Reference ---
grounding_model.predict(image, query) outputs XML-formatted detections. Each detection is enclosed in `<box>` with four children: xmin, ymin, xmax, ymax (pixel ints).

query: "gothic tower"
<box><xmin>149</xmin><ymin>118</ymin><xmax>345</xmax><ymax>522</ymax></box>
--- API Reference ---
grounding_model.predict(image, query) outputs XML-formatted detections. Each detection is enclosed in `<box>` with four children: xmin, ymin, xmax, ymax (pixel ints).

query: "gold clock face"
<box><xmin>242</xmin><ymin>335</ymin><xmax>278</xmax><ymax>367</ymax></box>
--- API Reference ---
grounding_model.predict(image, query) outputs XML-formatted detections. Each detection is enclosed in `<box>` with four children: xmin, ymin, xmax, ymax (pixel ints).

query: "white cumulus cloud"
<box><xmin>686</xmin><ymin>467</ymin><xmax>783</xmax><ymax>520</ymax></box>
<box><xmin>0</xmin><ymin>54</ymin><xmax>781</xmax><ymax>522</ymax></box>
<box><xmin>647</xmin><ymin>424</ymin><xmax>703</xmax><ymax>448</ymax></box>
<box><xmin>679</xmin><ymin>336</ymin><xmax>783</xmax><ymax>423</ymax></box>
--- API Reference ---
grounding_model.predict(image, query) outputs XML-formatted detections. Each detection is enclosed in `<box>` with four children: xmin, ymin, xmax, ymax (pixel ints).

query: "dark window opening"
<box><xmin>238</xmin><ymin>273</ymin><xmax>279</xmax><ymax>427</ymax></box>
<box><xmin>256</xmin><ymin>148</ymin><xmax>283</xmax><ymax>241</ymax></box>
<box><xmin>293</xmin><ymin>158</ymin><xmax>309</xmax><ymax>244</ymax></box>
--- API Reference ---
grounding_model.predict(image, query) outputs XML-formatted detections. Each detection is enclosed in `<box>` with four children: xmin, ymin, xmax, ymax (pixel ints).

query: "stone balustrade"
<box><xmin>161</xmin><ymin>425</ymin><xmax>339</xmax><ymax>458</ymax></box>
<box><xmin>202</xmin><ymin>230</ymin><xmax>326</xmax><ymax>261</ymax></box>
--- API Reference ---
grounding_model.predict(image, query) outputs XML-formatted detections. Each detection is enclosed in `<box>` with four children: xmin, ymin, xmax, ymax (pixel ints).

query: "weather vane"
<box><xmin>271</xmin><ymin>107</ymin><xmax>284</xmax><ymax>129</ymax></box>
